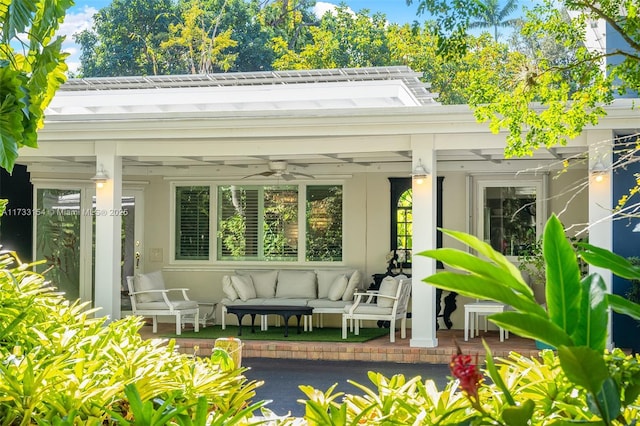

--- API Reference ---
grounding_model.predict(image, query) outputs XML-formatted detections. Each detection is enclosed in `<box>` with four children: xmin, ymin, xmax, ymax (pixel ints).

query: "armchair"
<box><xmin>125</xmin><ymin>271</ymin><xmax>199</xmax><ymax>336</ymax></box>
<box><xmin>342</xmin><ymin>277</ymin><xmax>411</xmax><ymax>343</ymax></box>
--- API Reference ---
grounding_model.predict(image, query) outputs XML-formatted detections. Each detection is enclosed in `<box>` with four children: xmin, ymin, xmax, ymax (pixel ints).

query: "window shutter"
<box><xmin>306</xmin><ymin>185</ymin><xmax>343</xmax><ymax>261</ymax></box>
<box><xmin>218</xmin><ymin>185</ymin><xmax>298</xmax><ymax>261</ymax></box>
<box><xmin>175</xmin><ymin>186</ymin><xmax>210</xmax><ymax>260</ymax></box>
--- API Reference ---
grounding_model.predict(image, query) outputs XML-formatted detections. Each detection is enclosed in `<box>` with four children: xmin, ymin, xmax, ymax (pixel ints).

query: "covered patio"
<box><xmin>16</xmin><ymin>66</ymin><xmax>636</xmax><ymax>348</ymax></box>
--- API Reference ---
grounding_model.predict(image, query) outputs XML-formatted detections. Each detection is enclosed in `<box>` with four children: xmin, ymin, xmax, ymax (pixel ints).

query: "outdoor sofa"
<box><xmin>220</xmin><ymin>269</ymin><xmax>363</xmax><ymax>329</ymax></box>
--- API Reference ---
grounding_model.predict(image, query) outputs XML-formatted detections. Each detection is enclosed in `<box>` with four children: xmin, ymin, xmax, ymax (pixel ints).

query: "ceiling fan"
<box><xmin>242</xmin><ymin>160</ymin><xmax>314</xmax><ymax>181</ymax></box>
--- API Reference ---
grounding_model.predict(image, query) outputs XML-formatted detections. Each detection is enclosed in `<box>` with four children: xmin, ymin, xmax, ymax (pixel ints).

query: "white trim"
<box><xmin>473</xmin><ymin>176</ymin><xmax>547</xmax><ymax>261</ymax></box>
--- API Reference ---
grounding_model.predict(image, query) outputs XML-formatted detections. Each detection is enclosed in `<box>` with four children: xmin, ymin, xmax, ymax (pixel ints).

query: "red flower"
<box><xmin>450</xmin><ymin>352</ymin><xmax>483</xmax><ymax>400</ymax></box>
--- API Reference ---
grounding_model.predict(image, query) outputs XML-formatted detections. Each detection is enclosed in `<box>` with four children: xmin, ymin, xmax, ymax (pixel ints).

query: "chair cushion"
<box><xmin>276</xmin><ymin>270</ymin><xmax>317</xmax><ymax>298</ymax></box>
<box><xmin>377</xmin><ymin>276</ymin><xmax>399</xmax><ymax>308</ymax></box>
<box><xmin>248</xmin><ymin>270</ymin><xmax>278</xmax><ymax>298</ymax></box>
<box><xmin>342</xmin><ymin>270</ymin><xmax>363</xmax><ymax>301</ymax></box>
<box><xmin>328</xmin><ymin>275</ymin><xmax>348</xmax><ymax>301</ymax></box>
<box><xmin>344</xmin><ymin>304</ymin><xmax>392</xmax><ymax>315</ymax></box>
<box><xmin>137</xmin><ymin>300</ymin><xmax>198</xmax><ymax>310</ymax></box>
<box><xmin>134</xmin><ymin>271</ymin><xmax>165</xmax><ymax>303</ymax></box>
<box><xmin>316</xmin><ymin>269</ymin><xmax>353</xmax><ymax>299</ymax></box>
<box><xmin>230</xmin><ymin>275</ymin><xmax>256</xmax><ymax>301</ymax></box>
<box><xmin>222</xmin><ymin>275</ymin><xmax>238</xmax><ymax>301</ymax></box>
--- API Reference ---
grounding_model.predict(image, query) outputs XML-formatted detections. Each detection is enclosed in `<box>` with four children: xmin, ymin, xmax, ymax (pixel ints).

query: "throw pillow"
<box><xmin>342</xmin><ymin>269</ymin><xmax>363</xmax><ymax>301</ymax></box>
<box><xmin>222</xmin><ymin>275</ymin><xmax>238</xmax><ymax>301</ymax></box>
<box><xmin>316</xmin><ymin>269</ymin><xmax>353</xmax><ymax>299</ymax></box>
<box><xmin>249</xmin><ymin>270</ymin><xmax>278</xmax><ymax>298</ymax></box>
<box><xmin>328</xmin><ymin>275</ymin><xmax>349</xmax><ymax>301</ymax></box>
<box><xmin>377</xmin><ymin>276</ymin><xmax>399</xmax><ymax>308</ymax></box>
<box><xmin>230</xmin><ymin>275</ymin><xmax>256</xmax><ymax>301</ymax></box>
<box><xmin>134</xmin><ymin>271</ymin><xmax>165</xmax><ymax>303</ymax></box>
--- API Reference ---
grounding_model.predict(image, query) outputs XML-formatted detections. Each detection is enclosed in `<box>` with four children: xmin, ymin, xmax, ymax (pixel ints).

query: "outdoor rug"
<box><xmin>163</xmin><ymin>325</ymin><xmax>389</xmax><ymax>342</ymax></box>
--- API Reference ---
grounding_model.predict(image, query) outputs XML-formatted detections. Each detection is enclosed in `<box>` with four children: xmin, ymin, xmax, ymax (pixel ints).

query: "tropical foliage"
<box><xmin>0</xmin><ymin>198</ymin><xmax>265</xmax><ymax>424</ymax></box>
<box><xmin>297</xmin><ymin>215</ymin><xmax>640</xmax><ymax>425</ymax></box>
<box><xmin>0</xmin><ymin>0</ymin><xmax>74</xmax><ymax>172</ymax></box>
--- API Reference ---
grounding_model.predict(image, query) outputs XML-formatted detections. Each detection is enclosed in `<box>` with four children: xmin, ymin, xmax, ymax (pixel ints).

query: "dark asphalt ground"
<box><xmin>243</xmin><ymin>358</ymin><xmax>451</xmax><ymax>418</ymax></box>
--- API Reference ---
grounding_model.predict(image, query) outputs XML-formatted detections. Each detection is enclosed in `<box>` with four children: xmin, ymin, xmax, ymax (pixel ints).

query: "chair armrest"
<box><xmin>374</xmin><ymin>293</ymin><xmax>398</xmax><ymax>301</ymax></box>
<box><xmin>165</xmin><ymin>288</ymin><xmax>191</xmax><ymax>301</ymax></box>
<box><xmin>129</xmin><ymin>289</ymin><xmax>169</xmax><ymax>295</ymax></box>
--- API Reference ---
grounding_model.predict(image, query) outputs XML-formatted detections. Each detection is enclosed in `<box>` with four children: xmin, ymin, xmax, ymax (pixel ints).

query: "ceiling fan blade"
<box><xmin>281</xmin><ymin>173</ymin><xmax>296</xmax><ymax>181</ymax></box>
<box><xmin>242</xmin><ymin>171</ymin><xmax>275</xmax><ymax>179</ymax></box>
<box><xmin>291</xmin><ymin>171</ymin><xmax>315</xmax><ymax>179</ymax></box>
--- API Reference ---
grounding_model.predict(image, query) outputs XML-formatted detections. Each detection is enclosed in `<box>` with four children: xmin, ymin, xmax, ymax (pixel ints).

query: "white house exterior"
<box><xmin>15</xmin><ymin>66</ymin><xmax>638</xmax><ymax>348</ymax></box>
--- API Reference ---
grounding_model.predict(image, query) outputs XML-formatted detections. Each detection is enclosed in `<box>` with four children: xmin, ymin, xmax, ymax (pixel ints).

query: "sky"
<box><xmin>58</xmin><ymin>0</ymin><xmax>424</xmax><ymax>73</ymax></box>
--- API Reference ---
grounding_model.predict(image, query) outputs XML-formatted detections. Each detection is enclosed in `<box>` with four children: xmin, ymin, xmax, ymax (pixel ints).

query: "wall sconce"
<box><xmin>591</xmin><ymin>161</ymin><xmax>606</xmax><ymax>183</ymax></box>
<box><xmin>91</xmin><ymin>166</ymin><xmax>109</xmax><ymax>188</ymax></box>
<box><xmin>412</xmin><ymin>159</ymin><xmax>430</xmax><ymax>185</ymax></box>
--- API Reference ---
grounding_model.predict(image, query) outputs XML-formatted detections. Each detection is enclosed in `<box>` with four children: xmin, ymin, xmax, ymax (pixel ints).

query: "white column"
<box><xmin>587</xmin><ymin>130</ymin><xmax>613</xmax><ymax>349</ymax></box>
<box><xmin>410</xmin><ymin>136</ymin><xmax>438</xmax><ymax>347</ymax></box>
<box><xmin>94</xmin><ymin>145</ymin><xmax>122</xmax><ymax>322</ymax></box>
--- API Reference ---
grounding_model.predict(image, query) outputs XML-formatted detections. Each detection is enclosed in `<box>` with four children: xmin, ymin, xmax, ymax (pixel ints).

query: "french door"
<box><xmin>34</xmin><ymin>184</ymin><xmax>144</xmax><ymax>314</ymax></box>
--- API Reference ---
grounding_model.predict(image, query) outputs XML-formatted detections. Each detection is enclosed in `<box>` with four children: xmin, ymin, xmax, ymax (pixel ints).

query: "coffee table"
<box><xmin>225</xmin><ymin>305</ymin><xmax>313</xmax><ymax>337</ymax></box>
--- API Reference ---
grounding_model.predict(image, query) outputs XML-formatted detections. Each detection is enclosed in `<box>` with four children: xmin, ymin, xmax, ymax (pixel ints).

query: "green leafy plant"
<box><xmin>626</xmin><ymin>257</ymin><xmax>640</xmax><ymax>304</ymax></box>
<box><xmin>417</xmin><ymin>214</ymin><xmax>640</xmax><ymax>424</ymax></box>
<box><xmin>296</xmin><ymin>215</ymin><xmax>640</xmax><ymax>425</ymax></box>
<box><xmin>0</xmin><ymin>216</ymin><xmax>265</xmax><ymax>423</ymax></box>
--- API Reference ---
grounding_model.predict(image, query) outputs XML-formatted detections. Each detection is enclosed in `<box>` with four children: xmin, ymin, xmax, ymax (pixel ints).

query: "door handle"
<box><xmin>135</xmin><ymin>252</ymin><xmax>141</xmax><ymax>268</ymax></box>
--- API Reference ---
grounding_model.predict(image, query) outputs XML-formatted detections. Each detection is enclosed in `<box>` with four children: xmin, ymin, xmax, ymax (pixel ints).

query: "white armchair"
<box><xmin>342</xmin><ymin>277</ymin><xmax>411</xmax><ymax>343</ymax></box>
<box><xmin>125</xmin><ymin>271</ymin><xmax>199</xmax><ymax>336</ymax></box>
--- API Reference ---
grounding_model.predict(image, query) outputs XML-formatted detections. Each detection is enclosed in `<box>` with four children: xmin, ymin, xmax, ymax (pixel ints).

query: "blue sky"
<box><xmin>59</xmin><ymin>1</ymin><xmax>425</xmax><ymax>73</ymax></box>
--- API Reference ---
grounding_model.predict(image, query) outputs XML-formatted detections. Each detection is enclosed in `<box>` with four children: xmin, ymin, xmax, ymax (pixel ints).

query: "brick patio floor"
<box><xmin>139</xmin><ymin>323</ymin><xmax>541</xmax><ymax>364</ymax></box>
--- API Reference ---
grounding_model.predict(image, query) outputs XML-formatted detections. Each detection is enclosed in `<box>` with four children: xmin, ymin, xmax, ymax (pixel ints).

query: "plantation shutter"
<box><xmin>217</xmin><ymin>185</ymin><xmax>298</xmax><ymax>261</ymax></box>
<box><xmin>175</xmin><ymin>186</ymin><xmax>210</xmax><ymax>260</ymax></box>
<box><xmin>306</xmin><ymin>185</ymin><xmax>343</xmax><ymax>261</ymax></box>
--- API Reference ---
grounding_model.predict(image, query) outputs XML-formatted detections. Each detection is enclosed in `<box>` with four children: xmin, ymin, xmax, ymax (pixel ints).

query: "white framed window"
<box><xmin>172</xmin><ymin>182</ymin><xmax>343</xmax><ymax>264</ymax></box>
<box><xmin>473</xmin><ymin>176</ymin><xmax>547</xmax><ymax>258</ymax></box>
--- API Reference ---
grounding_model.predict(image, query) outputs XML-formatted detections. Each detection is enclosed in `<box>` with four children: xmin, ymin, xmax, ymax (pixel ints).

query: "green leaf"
<box><xmin>421</xmin><ymin>246</ymin><xmax>534</xmax><ymax>297</ymax></box>
<box><xmin>579</xmin><ymin>243</ymin><xmax>640</xmax><ymax>281</ymax></box>
<box><xmin>490</xmin><ymin>311</ymin><xmax>573</xmax><ymax>348</ymax></box>
<box><xmin>544</xmin><ymin>215</ymin><xmax>581</xmax><ymax>335</ymax></box>
<box><xmin>607</xmin><ymin>293</ymin><xmax>640</xmax><ymax>321</ymax></box>
<box><xmin>501</xmin><ymin>399</ymin><xmax>534</xmax><ymax>426</ymax></box>
<box><xmin>558</xmin><ymin>346</ymin><xmax>608</xmax><ymax>395</ymax></box>
<box><xmin>424</xmin><ymin>271</ymin><xmax>546</xmax><ymax>316</ymax></box>
<box><xmin>438</xmin><ymin>228</ymin><xmax>525</xmax><ymax>282</ymax></box>
<box><xmin>572</xmin><ymin>274</ymin><xmax>608</xmax><ymax>351</ymax></box>
<box><xmin>587</xmin><ymin>377</ymin><xmax>621</xmax><ymax>422</ymax></box>
<box><xmin>482</xmin><ymin>340</ymin><xmax>515</xmax><ymax>406</ymax></box>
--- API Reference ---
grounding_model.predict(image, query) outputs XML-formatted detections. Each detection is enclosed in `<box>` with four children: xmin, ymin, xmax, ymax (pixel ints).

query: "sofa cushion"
<box><xmin>261</xmin><ymin>298</ymin><xmax>310</xmax><ymax>306</ymax></box>
<box><xmin>221</xmin><ymin>297</ymin><xmax>270</xmax><ymax>306</ymax></box>
<box><xmin>342</xmin><ymin>270</ymin><xmax>363</xmax><ymax>301</ymax></box>
<box><xmin>307</xmin><ymin>299</ymin><xmax>350</xmax><ymax>309</ymax></box>
<box><xmin>276</xmin><ymin>270</ymin><xmax>317</xmax><ymax>298</ymax></box>
<box><xmin>222</xmin><ymin>275</ymin><xmax>239</xmax><ymax>301</ymax></box>
<box><xmin>377</xmin><ymin>276</ymin><xmax>399</xmax><ymax>308</ymax></box>
<box><xmin>328</xmin><ymin>275</ymin><xmax>348</xmax><ymax>301</ymax></box>
<box><xmin>230</xmin><ymin>275</ymin><xmax>256</xmax><ymax>301</ymax></box>
<box><xmin>316</xmin><ymin>269</ymin><xmax>353</xmax><ymax>299</ymax></box>
<box><xmin>134</xmin><ymin>271</ymin><xmax>165</xmax><ymax>303</ymax></box>
<box><xmin>247</xmin><ymin>270</ymin><xmax>278</xmax><ymax>298</ymax></box>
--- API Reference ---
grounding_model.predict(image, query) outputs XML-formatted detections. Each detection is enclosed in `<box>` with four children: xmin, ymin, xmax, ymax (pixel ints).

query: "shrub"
<box><xmin>0</xmin><ymin>249</ymin><xmax>266</xmax><ymax>424</ymax></box>
<box><xmin>298</xmin><ymin>215</ymin><xmax>640</xmax><ymax>425</ymax></box>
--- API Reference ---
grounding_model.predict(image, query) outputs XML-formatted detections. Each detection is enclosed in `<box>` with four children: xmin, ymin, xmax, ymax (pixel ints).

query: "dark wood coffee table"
<box><xmin>225</xmin><ymin>305</ymin><xmax>313</xmax><ymax>337</ymax></box>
